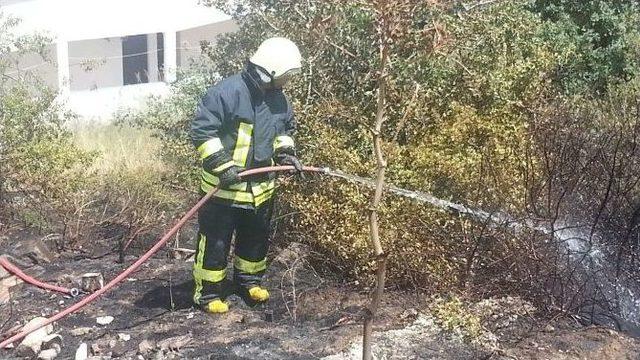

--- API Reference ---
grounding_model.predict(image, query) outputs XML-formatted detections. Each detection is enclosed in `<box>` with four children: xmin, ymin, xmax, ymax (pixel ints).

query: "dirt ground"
<box><xmin>1</xmin><ymin>228</ymin><xmax>640</xmax><ymax>359</ymax></box>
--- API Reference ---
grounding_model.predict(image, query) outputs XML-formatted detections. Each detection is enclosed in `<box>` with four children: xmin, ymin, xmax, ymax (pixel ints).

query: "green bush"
<box><xmin>533</xmin><ymin>0</ymin><xmax>640</xmax><ymax>94</ymax></box>
<box><xmin>121</xmin><ymin>0</ymin><xmax>640</xmax><ymax>315</ymax></box>
<box><xmin>0</xmin><ymin>78</ymin><xmax>96</xmax><ymax>235</ymax></box>
<box><xmin>117</xmin><ymin>0</ymin><xmax>548</xmax><ymax>289</ymax></box>
<box><xmin>1</xmin><ymin>17</ymin><xmax>85</xmax><ymax>225</ymax></box>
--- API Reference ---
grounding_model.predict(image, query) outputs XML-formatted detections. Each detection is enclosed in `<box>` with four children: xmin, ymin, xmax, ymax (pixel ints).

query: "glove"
<box><xmin>275</xmin><ymin>153</ymin><xmax>304</xmax><ymax>173</ymax></box>
<box><xmin>275</xmin><ymin>150</ymin><xmax>306</xmax><ymax>180</ymax></box>
<box><xmin>218</xmin><ymin>165</ymin><xmax>244</xmax><ymax>187</ymax></box>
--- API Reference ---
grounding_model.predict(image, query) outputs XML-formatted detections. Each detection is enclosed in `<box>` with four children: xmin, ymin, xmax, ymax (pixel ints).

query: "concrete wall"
<box><xmin>68</xmin><ymin>37</ymin><xmax>124</xmax><ymax>91</ymax></box>
<box><xmin>147</xmin><ymin>33</ymin><xmax>160</xmax><ymax>82</ymax></box>
<box><xmin>176</xmin><ymin>19</ymin><xmax>238</xmax><ymax>67</ymax></box>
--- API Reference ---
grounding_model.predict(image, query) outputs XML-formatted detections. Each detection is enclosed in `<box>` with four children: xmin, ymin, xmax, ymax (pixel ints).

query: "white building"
<box><xmin>1</xmin><ymin>0</ymin><xmax>236</xmax><ymax>119</ymax></box>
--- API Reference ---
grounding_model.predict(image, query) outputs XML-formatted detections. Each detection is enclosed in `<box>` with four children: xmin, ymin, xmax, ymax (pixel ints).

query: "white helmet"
<box><xmin>250</xmin><ymin>37</ymin><xmax>302</xmax><ymax>87</ymax></box>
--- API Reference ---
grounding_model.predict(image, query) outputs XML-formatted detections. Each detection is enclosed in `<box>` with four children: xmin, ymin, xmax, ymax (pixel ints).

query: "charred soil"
<box><xmin>0</xmin><ymin>228</ymin><xmax>639</xmax><ymax>359</ymax></box>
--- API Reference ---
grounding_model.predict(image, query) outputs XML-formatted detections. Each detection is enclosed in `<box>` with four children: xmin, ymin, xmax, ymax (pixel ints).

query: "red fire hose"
<box><xmin>0</xmin><ymin>165</ymin><xmax>327</xmax><ymax>349</ymax></box>
<box><xmin>0</xmin><ymin>257</ymin><xmax>79</xmax><ymax>297</ymax></box>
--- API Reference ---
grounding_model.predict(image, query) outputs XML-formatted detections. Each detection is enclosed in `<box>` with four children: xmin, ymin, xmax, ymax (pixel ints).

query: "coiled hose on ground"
<box><xmin>0</xmin><ymin>257</ymin><xmax>79</xmax><ymax>297</ymax></box>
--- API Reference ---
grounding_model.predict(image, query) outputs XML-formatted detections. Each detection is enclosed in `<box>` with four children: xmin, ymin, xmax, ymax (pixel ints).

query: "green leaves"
<box><xmin>120</xmin><ymin>0</ymin><xmax>640</xmax><ymax>298</ymax></box>
<box><xmin>533</xmin><ymin>0</ymin><xmax>640</xmax><ymax>94</ymax></box>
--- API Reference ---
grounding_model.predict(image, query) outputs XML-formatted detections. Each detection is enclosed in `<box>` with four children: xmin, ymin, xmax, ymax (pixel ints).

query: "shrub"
<box><xmin>114</xmin><ymin>69</ymin><xmax>217</xmax><ymax>188</ymax></box>
<box><xmin>123</xmin><ymin>0</ymin><xmax>640</xmax><ymax>323</ymax></box>
<box><xmin>1</xmin><ymin>67</ymin><xmax>96</xmax><ymax>237</ymax></box>
<box><xmin>0</xmin><ymin>18</ymin><xmax>183</xmax><ymax>252</ymax></box>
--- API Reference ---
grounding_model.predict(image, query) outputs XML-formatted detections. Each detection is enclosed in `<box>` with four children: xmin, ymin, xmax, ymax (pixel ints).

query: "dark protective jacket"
<box><xmin>191</xmin><ymin>67</ymin><xmax>296</xmax><ymax>209</ymax></box>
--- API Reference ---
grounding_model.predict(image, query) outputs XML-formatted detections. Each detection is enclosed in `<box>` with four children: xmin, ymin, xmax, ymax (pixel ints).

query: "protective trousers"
<box><xmin>192</xmin><ymin>198</ymin><xmax>273</xmax><ymax>306</ymax></box>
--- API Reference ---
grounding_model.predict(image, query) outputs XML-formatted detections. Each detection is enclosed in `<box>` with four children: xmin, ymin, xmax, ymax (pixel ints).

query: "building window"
<box><xmin>122</xmin><ymin>34</ymin><xmax>149</xmax><ymax>85</ymax></box>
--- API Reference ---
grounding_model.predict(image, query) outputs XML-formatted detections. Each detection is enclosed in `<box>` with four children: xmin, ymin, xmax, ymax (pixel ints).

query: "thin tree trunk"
<box><xmin>362</xmin><ymin>15</ymin><xmax>389</xmax><ymax>359</ymax></box>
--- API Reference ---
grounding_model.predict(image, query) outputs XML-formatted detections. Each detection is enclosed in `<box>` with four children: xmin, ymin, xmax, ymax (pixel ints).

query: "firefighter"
<box><xmin>190</xmin><ymin>37</ymin><xmax>304</xmax><ymax>314</ymax></box>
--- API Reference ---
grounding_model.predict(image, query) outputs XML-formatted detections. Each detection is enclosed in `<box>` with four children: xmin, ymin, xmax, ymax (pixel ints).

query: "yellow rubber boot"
<box><xmin>205</xmin><ymin>299</ymin><xmax>229</xmax><ymax>314</ymax></box>
<box><xmin>248</xmin><ymin>286</ymin><xmax>270</xmax><ymax>302</ymax></box>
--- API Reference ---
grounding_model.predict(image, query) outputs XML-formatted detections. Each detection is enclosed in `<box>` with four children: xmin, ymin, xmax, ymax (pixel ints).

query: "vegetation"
<box><xmin>198</xmin><ymin>0</ymin><xmax>640</xmax><ymax>316</ymax></box>
<box><xmin>0</xmin><ymin>17</ymin><xmax>95</xmax><ymax>235</ymax></box>
<box><xmin>3</xmin><ymin>0</ymin><xmax>640</xmax><ymax>331</ymax></box>
<box><xmin>0</xmin><ymin>16</ymin><xmax>186</xmax><ymax>250</ymax></box>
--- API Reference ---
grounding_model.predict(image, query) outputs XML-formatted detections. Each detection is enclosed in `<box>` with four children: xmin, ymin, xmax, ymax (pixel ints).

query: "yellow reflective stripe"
<box><xmin>194</xmin><ymin>233</ymin><xmax>226</xmax><ymax>303</ymax></box>
<box><xmin>252</xmin><ymin>180</ymin><xmax>275</xmax><ymax>206</ymax></box>
<box><xmin>193</xmin><ymin>278</ymin><xmax>202</xmax><ymax>304</ymax></box>
<box><xmin>197</xmin><ymin>138</ymin><xmax>224</xmax><ymax>160</ymax></box>
<box><xmin>213</xmin><ymin>160</ymin><xmax>234</xmax><ymax>173</ymax></box>
<box><xmin>233</xmin><ymin>123</ymin><xmax>253</xmax><ymax>166</ymax></box>
<box><xmin>274</xmin><ymin>135</ymin><xmax>295</xmax><ymax>150</ymax></box>
<box><xmin>193</xmin><ymin>234</ymin><xmax>207</xmax><ymax>304</ymax></box>
<box><xmin>201</xmin><ymin>181</ymin><xmax>214</xmax><ymax>194</ymax></box>
<box><xmin>234</xmin><ymin>256</ymin><xmax>267</xmax><ymax>274</ymax></box>
<box><xmin>196</xmin><ymin>234</ymin><xmax>206</xmax><ymax>270</ymax></box>
<box><xmin>216</xmin><ymin>188</ymin><xmax>254</xmax><ymax>203</ymax></box>
<box><xmin>252</xmin><ymin>180</ymin><xmax>275</xmax><ymax>194</ymax></box>
<box><xmin>193</xmin><ymin>267</ymin><xmax>227</xmax><ymax>283</ymax></box>
<box><xmin>202</xmin><ymin>171</ymin><xmax>219</xmax><ymax>185</ymax></box>
<box><xmin>201</xmin><ymin>181</ymin><xmax>254</xmax><ymax>203</ymax></box>
<box><xmin>255</xmin><ymin>189</ymin><xmax>275</xmax><ymax>207</ymax></box>
<box><xmin>201</xmin><ymin>169</ymin><xmax>274</xmax><ymax>206</ymax></box>
<box><xmin>202</xmin><ymin>170</ymin><xmax>246</xmax><ymax>191</ymax></box>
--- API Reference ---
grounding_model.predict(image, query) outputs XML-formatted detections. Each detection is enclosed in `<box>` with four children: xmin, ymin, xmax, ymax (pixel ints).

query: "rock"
<box><xmin>111</xmin><ymin>342</ymin><xmax>128</xmax><ymax>358</ymax></box>
<box><xmin>157</xmin><ymin>334</ymin><xmax>192</xmax><ymax>352</ymax></box>
<box><xmin>20</xmin><ymin>238</ymin><xmax>55</xmax><ymax>264</ymax></box>
<box><xmin>75</xmin><ymin>343</ymin><xmax>88</xmax><ymax>360</ymax></box>
<box><xmin>229</xmin><ymin>313</ymin><xmax>245</xmax><ymax>324</ymax></box>
<box><xmin>38</xmin><ymin>348</ymin><xmax>60</xmax><ymax>360</ymax></box>
<box><xmin>0</xmin><ymin>274</ymin><xmax>23</xmax><ymax>305</ymax></box>
<box><xmin>321</xmin><ymin>314</ymin><xmax>448</xmax><ymax>360</ymax></box>
<box><xmin>81</xmin><ymin>273</ymin><xmax>104</xmax><ymax>293</ymax></box>
<box><xmin>544</xmin><ymin>324</ymin><xmax>555</xmax><ymax>333</ymax></box>
<box><xmin>96</xmin><ymin>316</ymin><xmax>114</xmax><ymax>325</ymax></box>
<box><xmin>91</xmin><ymin>343</ymin><xmax>102</xmax><ymax>355</ymax></box>
<box><xmin>0</xmin><ymin>263</ymin><xmax>9</xmax><ymax>279</ymax></box>
<box><xmin>41</xmin><ymin>334</ymin><xmax>63</xmax><ymax>353</ymax></box>
<box><xmin>138</xmin><ymin>339</ymin><xmax>155</xmax><ymax>355</ymax></box>
<box><xmin>70</xmin><ymin>327</ymin><xmax>93</xmax><ymax>336</ymax></box>
<box><xmin>19</xmin><ymin>317</ymin><xmax>54</xmax><ymax>354</ymax></box>
<box><xmin>16</xmin><ymin>344</ymin><xmax>38</xmax><ymax>359</ymax></box>
<box><xmin>118</xmin><ymin>333</ymin><xmax>131</xmax><ymax>342</ymax></box>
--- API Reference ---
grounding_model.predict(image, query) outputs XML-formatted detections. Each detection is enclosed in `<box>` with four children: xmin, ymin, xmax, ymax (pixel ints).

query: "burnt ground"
<box><xmin>1</xmin><ymin>227</ymin><xmax>640</xmax><ymax>359</ymax></box>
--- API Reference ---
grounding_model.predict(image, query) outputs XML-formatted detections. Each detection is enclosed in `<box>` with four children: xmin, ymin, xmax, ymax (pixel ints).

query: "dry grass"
<box><xmin>73</xmin><ymin>124</ymin><xmax>166</xmax><ymax>174</ymax></box>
